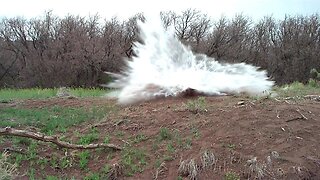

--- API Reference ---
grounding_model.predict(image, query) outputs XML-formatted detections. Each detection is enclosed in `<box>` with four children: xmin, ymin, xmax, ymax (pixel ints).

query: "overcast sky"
<box><xmin>0</xmin><ymin>0</ymin><xmax>319</xmax><ymax>21</ymax></box>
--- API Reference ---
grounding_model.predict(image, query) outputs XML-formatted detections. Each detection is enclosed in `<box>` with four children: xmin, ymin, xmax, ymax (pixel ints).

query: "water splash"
<box><xmin>106</xmin><ymin>18</ymin><xmax>274</xmax><ymax>105</ymax></box>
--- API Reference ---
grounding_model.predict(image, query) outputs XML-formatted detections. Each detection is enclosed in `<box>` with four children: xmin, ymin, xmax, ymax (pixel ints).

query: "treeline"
<box><xmin>0</xmin><ymin>10</ymin><xmax>319</xmax><ymax>88</ymax></box>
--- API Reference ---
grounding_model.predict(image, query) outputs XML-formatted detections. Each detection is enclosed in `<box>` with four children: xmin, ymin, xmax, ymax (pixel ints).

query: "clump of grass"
<box><xmin>78</xmin><ymin>150</ymin><xmax>90</xmax><ymax>170</ymax></box>
<box><xmin>78</xmin><ymin>128</ymin><xmax>99</xmax><ymax>145</ymax></box>
<box><xmin>121</xmin><ymin>147</ymin><xmax>147</xmax><ymax>176</ymax></box>
<box><xmin>186</xmin><ymin>96</ymin><xmax>207</xmax><ymax>113</ymax></box>
<box><xmin>225</xmin><ymin>172</ymin><xmax>240</xmax><ymax>180</ymax></box>
<box><xmin>158</xmin><ymin>128</ymin><xmax>172</xmax><ymax>141</ymax></box>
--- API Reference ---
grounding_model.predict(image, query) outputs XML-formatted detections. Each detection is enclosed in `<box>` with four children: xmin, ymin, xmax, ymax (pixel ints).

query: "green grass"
<box><xmin>0</xmin><ymin>105</ymin><xmax>111</xmax><ymax>134</ymax></box>
<box><xmin>121</xmin><ymin>147</ymin><xmax>147</xmax><ymax>176</ymax></box>
<box><xmin>158</xmin><ymin>128</ymin><xmax>172</xmax><ymax>141</ymax></box>
<box><xmin>78</xmin><ymin>128</ymin><xmax>99</xmax><ymax>145</ymax></box>
<box><xmin>274</xmin><ymin>80</ymin><xmax>320</xmax><ymax>98</ymax></box>
<box><xmin>0</xmin><ymin>87</ymin><xmax>108</xmax><ymax>101</ymax></box>
<box><xmin>224</xmin><ymin>172</ymin><xmax>240</xmax><ymax>180</ymax></box>
<box><xmin>78</xmin><ymin>150</ymin><xmax>90</xmax><ymax>170</ymax></box>
<box><xmin>186</xmin><ymin>96</ymin><xmax>207</xmax><ymax>113</ymax></box>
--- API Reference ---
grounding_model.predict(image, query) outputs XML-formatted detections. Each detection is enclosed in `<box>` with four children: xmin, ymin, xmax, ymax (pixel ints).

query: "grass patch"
<box><xmin>78</xmin><ymin>128</ymin><xmax>99</xmax><ymax>145</ymax></box>
<box><xmin>0</xmin><ymin>87</ymin><xmax>108</xmax><ymax>101</ymax></box>
<box><xmin>0</xmin><ymin>105</ymin><xmax>110</xmax><ymax>134</ymax></box>
<box><xmin>186</xmin><ymin>96</ymin><xmax>207</xmax><ymax>113</ymax></box>
<box><xmin>274</xmin><ymin>80</ymin><xmax>320</xmax><ymax>97</ymax></box>
<box><xmin>158</xmin><ymin>128</ymin><xmax>172</xmax><ymax>141</ymax></box>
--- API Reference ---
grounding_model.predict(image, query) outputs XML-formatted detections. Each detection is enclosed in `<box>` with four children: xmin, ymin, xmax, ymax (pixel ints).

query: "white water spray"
<box><xmin>107</xmin><ymin>18</ymin><xmax>274</xmax><ymax>104</ymax></box>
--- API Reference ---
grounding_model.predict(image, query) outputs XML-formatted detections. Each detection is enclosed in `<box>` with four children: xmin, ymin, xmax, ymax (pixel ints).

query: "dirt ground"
<box><xmin>2</xmin><ymin>95</ymin><xmax>320</xmax><ymax>179</ymax></box>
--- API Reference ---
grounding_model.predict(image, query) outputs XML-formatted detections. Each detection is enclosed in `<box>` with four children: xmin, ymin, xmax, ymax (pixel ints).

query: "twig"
<box><xmin>285</xmin><ymin>109</ymin><xmax>308</xmax><ymax>122</ymax></box>
<box><xmin>286</xmin><ymin>117</ymin><xmax>304</xmax><ymax>122</ymax></box>
<box><xmin>0</xmin><ymin>127</ymin><xmax>122</xmax><ymax>150</ymax></box>
<box><xmin>276</xmin><ymin>110</ymin><xmax>280</xmax><ymax>119</ymax></box>
<box><xmin>296</xmin><ymin>109</ymin><xmax>308</xmax><ymax>120</ymax></box>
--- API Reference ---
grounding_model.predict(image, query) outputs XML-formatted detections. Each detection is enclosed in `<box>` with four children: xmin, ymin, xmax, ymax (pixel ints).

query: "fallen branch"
<box><xmin>0</xmin><ymin>127</ymin><xmax>122</xmax><ymax>151</ymax></box>
<box><xmin>285</xmin><ymin>109</ymin><xmax>308</xmax><ymax>122</ymax></box>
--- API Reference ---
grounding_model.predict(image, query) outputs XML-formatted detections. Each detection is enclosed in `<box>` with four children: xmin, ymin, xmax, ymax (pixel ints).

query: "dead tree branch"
<box><xmin>0</xmin><ymin>127</ymin><xmax>122</xmax><ymax>150</ymax></box>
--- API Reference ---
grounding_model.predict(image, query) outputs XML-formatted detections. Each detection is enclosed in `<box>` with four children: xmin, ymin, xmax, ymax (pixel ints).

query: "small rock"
<box><xmin>271</xmin><ymin>151</ymin><xmax>280</xmax><ymax>159</ymax></box>
<box><xmin>237</xmin><ymin>101</ymin><xmax>245</xmax><ymax>105</ymax></box>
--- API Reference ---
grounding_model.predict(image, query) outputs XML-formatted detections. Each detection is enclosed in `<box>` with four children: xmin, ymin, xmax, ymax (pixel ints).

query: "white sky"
<box><xmin>0</xmin><ymin>0</ymin><xmax>319</xmax><ymax>21</ymax></box>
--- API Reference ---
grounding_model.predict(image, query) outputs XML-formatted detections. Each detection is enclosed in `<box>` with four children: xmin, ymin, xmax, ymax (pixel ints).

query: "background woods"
<box><xmin>0</xmin><ymin>10</ymin><xmax>319</xmax><ymax>88</ymax></box>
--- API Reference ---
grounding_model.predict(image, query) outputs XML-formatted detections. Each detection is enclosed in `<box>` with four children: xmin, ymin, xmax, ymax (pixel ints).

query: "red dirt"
<box><xmin>2</xmin><ymin>96</ymin><xmax>320</xmax><ymax>179</ymax></box>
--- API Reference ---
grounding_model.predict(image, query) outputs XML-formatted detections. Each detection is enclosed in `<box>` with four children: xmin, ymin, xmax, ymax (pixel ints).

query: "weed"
<box><xmin>50</xmin><ymin>156</ymin><xmax>59</xmax><ymax>169</ymax></box>
<box><xmin>152</xmin><ymin>142</ymin><xmax>159</xmax><ymax>152</ymax></box>
<box><xmin>60</xmin><ymin>156</ymin><xmax>73</xmax><ymax>169</ymax></box>
<box><xmin>224</xmin><ymin>172</ymin><xmax>240</xmax><ymax>180</ymax></box>
<box><xmin>223</xmin><ymin>143</ymin><xmax>236</xmax><ymax>150</ymax></box>
<box><xmin>101</xmin><ymin>164</ymin><xmax>111</xmax><ymax>174</ymax></box>
<box><xmin>84</xmin><ymin>173</ymin><xmax>100</xmax><ymax>180</ymax></box>
<box><xmin>162</xmin><ymin>155</ymin><xmax>174</xmax><ymax>162</ymax></box>
<box><xmin>176</xmin><ymin>176</ymin><xmax>183</xmax><ymax>180</ymax></box>
<box><xmin>167</xmin><ymin>142</ymin><xmax>175</xmax><ymax>153</ymax></box>
<box><xmin>158</xmin><ymin>128</ymin><xmax>172</xmax><ymax>141</ymax></box>
<box><xmin>37</xmin><ymin>158</ymin><xmax>49</xmax><ymax>170</ymax></box>
<box><xmin>186</xmin><ymin>96</ymin><xmax>207</xmax><ymax>113</ymax></box>
<box><xmin>26</xmin><ymin>141</ymin><xmax>38</xmax><ymax>161</ymax></box>
<box><xmin>121</xmin><ymin>147</ymin><xmax>147</xmax><ymax>176</ymax></box>
<box><xmin>155</xmin><ymin>159</ymin><xmax>162</xmax><ymax>168</ymax></box>
<box><xmin>191</xmin><ymin>127</ymin><xmax>201</xmax><ymax>139</ymax></box>
<box><xmin>103</xmin><ymin>135</ymin><xmax>110</xmax><ymax>144</ymax></box>
<box><xmin>28</xmin><ymin>168</ymin><xmax>36</xmax><ymax>180</ymax></box>
<box><xmin>78</xmin><ymin>131</ymin><xmax>99</xmax><ymax>145</ymax></box>
<box><xmin>173</xmin><ymin>129</ymin><xmax>183</xmax><ymax>148</ymax></box>
<box><xmin>13</xmin><ymin>154</ymin><xmax>24</xmax><ymax>166</ymax></box>
<box><xmin>78</xmin><ymin>150</ymin><xmax>90</xmax><ymax>170</ymax></box>
<box><xmin>46</xmin><ymin>175</ymin><xmax>59</xmax><ymax>180</ymax></box>
<box><xmin>115</xmin><ymin>131</ymin><xmax>125</xmax><ymax>137</ymax></box>
<box><xmin>184</xmin><ymin>138</ymin><xmax>192</xmax><ymax>149</ymax></box>
<box><xmin>131</xmin><ymin>134</ymin><xmax>148</xmax><ymax>144</ymax></box>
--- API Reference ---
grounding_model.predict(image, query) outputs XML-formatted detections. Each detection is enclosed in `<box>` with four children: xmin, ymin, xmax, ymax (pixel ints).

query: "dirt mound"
<box><xmin>3</xmin><ymin>96</ymin><xmax>320</xmax><ymax>179</ymax></box>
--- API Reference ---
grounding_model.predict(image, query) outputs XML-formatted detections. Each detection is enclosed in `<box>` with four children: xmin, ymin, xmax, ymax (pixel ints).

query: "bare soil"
<box><xmin>2</xmin><ymin>95</ymin><xmax>320</xmax><ymax>179</ymax></box>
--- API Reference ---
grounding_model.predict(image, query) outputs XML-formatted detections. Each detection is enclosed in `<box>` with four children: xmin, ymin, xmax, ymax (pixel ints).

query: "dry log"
<box><xmin>0</xmin><ymin>127</ymin><xmax>122</xmax><ymax>150</ymax></box>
